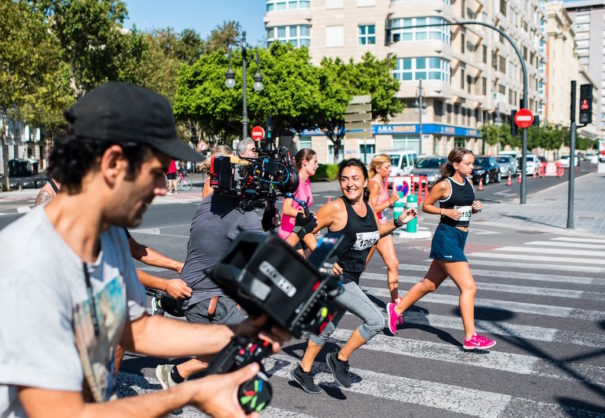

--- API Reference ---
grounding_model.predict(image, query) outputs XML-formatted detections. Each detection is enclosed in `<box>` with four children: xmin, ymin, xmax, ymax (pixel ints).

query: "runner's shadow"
<box><xmin>555</xmin><ymin>397</ymin><xmax>605</xmax><ymax>417</ymax></box>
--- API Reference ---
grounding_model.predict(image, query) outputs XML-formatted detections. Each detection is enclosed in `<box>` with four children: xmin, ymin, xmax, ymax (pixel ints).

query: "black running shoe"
<box><xmin>290</xmin><ymin>364</ymin><xmax>321</xmax><ymax>394</ymax></box>
<box><xmin>326</xmin><ymin>352</ymin><xmax>351</xmax><ymax>388</ymax></box>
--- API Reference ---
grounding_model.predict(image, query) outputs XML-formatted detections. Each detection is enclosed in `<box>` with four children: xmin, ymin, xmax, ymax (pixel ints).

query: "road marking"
<box><xmin>16</xmin><ymin>206</ymin><xmax>31</xmax><ymax>214</ymax></box>
<box><xmin>552</xmin><ymin>237</ymin><xmax>605</xmax><ymax>244</ymax></box>
<box><xmin>385</xmin><ymin>310</ymin><xmax>605</xmax><ymax>348</ymax></box>
<box><xmin>363</xmin><ymin>272</ymin><xmax>605</xmax><ymax>301</ymax></box>
<box><xmin>462</xmin><ymin>259</ymin><xmax>605</xmax><ymax>274</ymax></box>
<box><xmin>326</xmin><ymin>329</ymin><xmax>605</xmax><ymax>386</ymax></box>
<box><xmin>362</xmin><ymin>286</ymin><xmax>605</xmax><ymax>322</ymax></box>
<box><xmin>469</xmin><ymin>227</ymin><xmax>499</xmax><ymax>235</ymax></box>
<box><xmin>395</xmin><ymin>264</ymin><xmax>604</xmax><ymax>285</ymax></box>
<box><xmin>130</xmin><ymin>228</ymin><xmax>190</xmax><ymax>238</ymax></box>
<box><xmin>492</xmin><ymin>246</ymin><xmax>605</xmax><ymax>257</ymax></box>
<box><xmin>116</xmin><ymin>371</ymin><xmax>317</xmax><ymax>417</ymax></box>
<box><xmin>265</xmin><ymin>355</ymin><xmax>600</xmax><ymax>418</ymax></box>
<box><xmin>468</xmin><ymin>252</ymin><xmax>605</xmax><ymax>266</ymax></box>
<box><xmin>526</xmin><ymin>241</ymin><xmax>605</xmax><ymax>250</ymax></box>
<box><xmin>494</xmin><ymin>191</ymin><xmax>516</xmax><ymax>196</ymax></box>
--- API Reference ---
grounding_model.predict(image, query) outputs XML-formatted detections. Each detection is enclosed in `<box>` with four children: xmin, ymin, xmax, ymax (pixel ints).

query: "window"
<box><xmin>326</xmin><ymin>0</ymin><xmax>344</xmax><ymax>8</ymax></box>
<box><xmin>326</xmin><ymin>26</ymin><xmax>344</xmax><ymax>47</ymax></box>
<box><xmin>359</xmin><ymin>143</ymin><xmax>375</xmax><ymax>163</ymax></box>
<box><xmin>267</xmin><ymin>25</ymin><xmax>310</xmax><ymax>47</ymax></box>
<box><xmin>298</xmin><ymin>136</ymin><xmax>312</xmax><ymax>149</ymax></box>
<box><xmin>328</xmin><ymin>144</ymin><xmax>344</xmax><ymax>162</ymax></box>
<box><xmin>358</xmin><ymin>25</ymin><xmax>376</xmax><ymax>45</ymax></box>
<box><xmin>482</xmin><ymin>45</ymin><xmax>487</xmax><ymax>63</ymax></box>
<box><xmin>461</xmin><ymin>33</ymin><xmax>466</xmax><ymax>54</ymax></box>
<box><xmin>393</xmin><ymin>57</ymin><xmax>450</xmax><ymax>82</ymax></box>
<box><xmin>454</xmin><ymin>138</ymin><xmax>466</xmax><ymax>148</ymax></box>
<box><xmin>499</xmin><ymin>56</ymin><xmax>506</xmax><ymax>74</ymax></box>
<box><xmin>482</xmin><ymin>77</ymin><xmax>487</xmax><ymax>95</ymax></box>
<box><xmin>266</xmin><ymin>0</ymin><xmax>310</xmax><ymax>11</ymax></box>
<box><xmin>460</xmin><ymin>68</ymin><xmax>465</xmax><ymax>90</ymax></box>
<box><xmin>499</xmin><ymin>0</ymin><xmax>506</xmax><ymax>16</ymax></box>
<box><xmin>388</xmin><ymin>17</ymin><xmax>450</xmax><ymax>44</ymax></box>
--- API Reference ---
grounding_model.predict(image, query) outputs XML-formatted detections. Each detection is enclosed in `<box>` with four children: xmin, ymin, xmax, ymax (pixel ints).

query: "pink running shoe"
<box><xmin>394</xmin><ymin>297</ymin><xmax>404</xmax><ymax>325</ymax></box>
<box><xmin>387</xmin><ymin>303</ymin><xmax>400</xmax><ymax>335</ymax></box>
<box><xmin>463</xmin><ymin>333</ymin><xmax>496</xmax><ymax>350</ymax></box>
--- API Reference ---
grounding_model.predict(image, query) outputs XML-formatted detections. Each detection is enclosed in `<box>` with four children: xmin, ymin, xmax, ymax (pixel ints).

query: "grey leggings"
<box><xmin>310</xmin><ymin>281</ymin><xmax>384</xmax><ymax>346</ymax></box>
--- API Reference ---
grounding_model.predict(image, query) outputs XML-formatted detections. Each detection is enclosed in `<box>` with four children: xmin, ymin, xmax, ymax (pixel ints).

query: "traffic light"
<box><xmin>511</xmin><ymin>110</ymin><xmax>518</xmax><ymax>136</ymax></box>
<box><xmin>579</xmin><ymin>84</ymin><xmax>593</xmax><ymax>125</ymax></box>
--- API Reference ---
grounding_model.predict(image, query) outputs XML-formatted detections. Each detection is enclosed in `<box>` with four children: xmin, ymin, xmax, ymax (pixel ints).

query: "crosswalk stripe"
<box><xmin>265</xmin><ymin>355</ymin><xmax>600</xmax><ymax>418</ymax></box>
<box><xmin>390</xmin><ymin>310</ymin><xmax>605</xmax><ymax>348</ymax></box>
<box><xmin>526</xmin><ymin>240</ymin><xmax>605</xmax><ymax>250</ymax></box>
<box><xmin>361</xmin><ymin>286</ymin><xmax>605</xmax><ymax>322</ymax></box>
<box><xmin>396</xmin><ymin>264</ymin><xmax>604</xmax><ymax>286</ymax></box>
<box><xmin>363</xmin><ymin>272</ymin><xmax>605</xmax><ymax>301</ymax></box>
<box><xmin>117</xmin><ymin>371</ymin><xmax>317</xmax><ymax>418</ymax></box>
<box><xmin>492</xmin><ymin>246</ymin><xmax>605</xmax><ymax>257</ymax></box>
<box><xmin>468</xmin><ymin>252</ymin><xmax>605</xmax><ymax>266</ymax></box>
<box><xmin>552</xmin><ymin>237</ymin><xmax>605</xmax><ymax>244</ymax></box>
<box><xmin>326</xmin><ymin>329</ymin><xmax>605</xmax><ymax>387</ymax></box>
<box><xmin>463</xmin><ymin>259</ymin><xmax>605</xmax><ymax>274</ymax></box>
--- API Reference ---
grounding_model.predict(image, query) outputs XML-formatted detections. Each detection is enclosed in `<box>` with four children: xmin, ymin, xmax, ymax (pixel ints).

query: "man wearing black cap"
<box><xmin>0</xmin><ymin>82</ymin><xmax>288</xmax><ymax>417</ymax></box>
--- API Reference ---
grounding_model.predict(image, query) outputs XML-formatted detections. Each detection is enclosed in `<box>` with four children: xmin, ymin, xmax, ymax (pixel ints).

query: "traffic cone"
<box><xmin>506</xmin><ymin>174</ymin><xmax>512</xmax><ymax>186</ymax></box>
<box><xmin>478</xmin><ymin>178</ymin><xmax>483</xmax><ymax>191</ymax></box>
<box><xmin>518</xmin><ymin>173</ymin><xmax>522</xmax><ymax>184</ymax></box>
<box><xmin>327</xmin><ymin>196</ymin><xmax>332</xmax><ymax>203</ymax></box>
<box><xmin>532</xmin><ymin>170</ymin><xmax>537</xmax><ymax>180</ymax></box>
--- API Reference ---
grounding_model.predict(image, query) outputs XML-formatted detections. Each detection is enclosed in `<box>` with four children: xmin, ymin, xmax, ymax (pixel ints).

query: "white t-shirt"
<box><xmin>0</xmin><ymin>207</ymin><xmax>146</xmax><ymax>417</ymax></box>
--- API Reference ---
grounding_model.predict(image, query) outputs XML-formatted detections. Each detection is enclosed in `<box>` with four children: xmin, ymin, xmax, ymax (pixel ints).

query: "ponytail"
<box><xmin>437</xmin><ymin>148</ymin><xmax>474</xmax><ymax>183</ymax></box>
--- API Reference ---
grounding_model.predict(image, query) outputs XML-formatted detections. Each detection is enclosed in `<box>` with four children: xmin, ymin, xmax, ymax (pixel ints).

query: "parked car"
<box><xmin>495</xmin><ymin>155</ymin><xmax>515</xmax><ymax>178</ymax></box>
<box><xmin>472</xmin><ymin>156</ymin><xmax>501</xmax><ymax>184</ymax></box>
<box><xmin>410</xmin><ymin>156</ymin><xmax>447</xmax><ymax>186</ymax></box>
<box><xmin>386</xmin><ymin>150</ymin><xmax>418</xmax><ymax>177</ymax></box>
<box><xmin>557</xmin><ymin>155</ymin><xmax>579</xmax><ymax>168</ymax></box>
<box><xmin>497</xmin><ymin>154</ymin><xmax>519</xmax><ymax>175</ymax></box>
<box><xmin>516</xmin><ymin>154</ymin><xmax>539</xmax><ymax>175</ymax></box>
<box><xmin>588</xmin><ymin>152</ymin><xmax>599</xmax><ymax>164</ymax></box>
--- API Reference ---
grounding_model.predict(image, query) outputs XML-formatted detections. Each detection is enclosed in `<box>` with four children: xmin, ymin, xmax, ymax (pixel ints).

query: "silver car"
<box><xmin>495</xmin><ymin>155</ymin><xmax>515</xmax><ymax>177</ymax></box>
<box><xmin>410</xmin><ymin>156</ymin><xmax>447</xmax><ymax>186</ymax></box>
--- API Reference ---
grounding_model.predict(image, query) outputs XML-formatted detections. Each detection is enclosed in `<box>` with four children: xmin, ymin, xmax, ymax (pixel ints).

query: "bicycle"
<box><xmin>176</xmin><ymin>170</ymin><xmax>192</xmax><ymax>191</ymax></box>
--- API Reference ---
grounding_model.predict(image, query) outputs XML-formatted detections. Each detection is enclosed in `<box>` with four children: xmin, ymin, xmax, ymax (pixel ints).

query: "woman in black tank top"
<box><xmin>387</xmin><ymin>149</ymin><xmax>496</xmax><ymax>351</ymax></box>
<box><xmin>290</xmin><ymin>159</ymin><xmax>417</xmax><ymax>393</ymax></box>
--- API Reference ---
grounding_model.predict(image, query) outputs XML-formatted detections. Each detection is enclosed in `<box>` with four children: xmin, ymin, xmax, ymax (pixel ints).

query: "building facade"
<box><xmin>564</xmin><ymin>0</ymin><xmax>605</xmax><ymax>138</ymax></box>
<box><xmin>0</xmin><ymin>118</ymin><xmax>44</xmax><ymax>177</ymax></box>
<box><xmin>264</xmin><ymin>0</ymin><xmax>547</xmax><ymax>162</ymax></box>
<box><xmin>545</xmin><ymin>2</ymin><xmax>598</xmax><ymax>138</ymax></box>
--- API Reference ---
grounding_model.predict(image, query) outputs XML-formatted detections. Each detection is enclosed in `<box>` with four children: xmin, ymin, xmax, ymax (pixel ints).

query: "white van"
<box><xmin>384</xmin><ymin>150</ymin><xmax>418</xmax><ymax>177</ymax></box>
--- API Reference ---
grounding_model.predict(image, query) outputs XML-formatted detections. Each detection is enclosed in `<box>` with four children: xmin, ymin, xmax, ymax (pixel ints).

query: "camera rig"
<box><xmin>209</xmin><ymin>137</ymin><xmax>299</xmax><ymax>204</ymax></box>
<box><xmin>207</xmin><ymin>232</ymin><xmax>344</xmax><ymax>413</ymax></box>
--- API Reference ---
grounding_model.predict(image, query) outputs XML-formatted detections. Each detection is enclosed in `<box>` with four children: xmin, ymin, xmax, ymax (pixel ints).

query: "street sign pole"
<box><xmin>567</xmin><ymin>81</ymin><xmax>576</xmax><ymax>229</ymax></box>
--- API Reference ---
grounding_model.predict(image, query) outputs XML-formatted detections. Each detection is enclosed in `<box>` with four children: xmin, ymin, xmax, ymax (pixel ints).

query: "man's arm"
<box><xmin>127</xmin><ymin>236</ymin><xmax>184</xmax><ymax>273</ymax></box>
<box><xmin>19</xmin><ymin>363</ymin><xmax>260</xmax><ymax>418</ymax></box>
<box><xmin>136</xmin><ymin>270</ymin><xmax>192</xmax><ymax>299</ymax></box>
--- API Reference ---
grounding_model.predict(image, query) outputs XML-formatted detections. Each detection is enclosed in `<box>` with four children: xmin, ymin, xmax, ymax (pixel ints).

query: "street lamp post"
<box><xmin>225</xmin><ymin>31</ymin><xmax>264</xmax><ymax>140</ymax></box>
<box><xmin>387</xmin><ymin>20</ymin><xmax>529</xmax><ymax>204</ymax></box>
<box><xmin>415</xmin><ymin>79</ymin><xmax>426</xmax><ymax>155</ymax></box>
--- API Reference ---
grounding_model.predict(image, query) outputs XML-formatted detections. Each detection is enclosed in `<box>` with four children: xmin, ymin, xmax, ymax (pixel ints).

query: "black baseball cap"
<box><xmin>65</xmin><ymin>82</ymin><xmax>203</xmax><ymax>162</ymax></box>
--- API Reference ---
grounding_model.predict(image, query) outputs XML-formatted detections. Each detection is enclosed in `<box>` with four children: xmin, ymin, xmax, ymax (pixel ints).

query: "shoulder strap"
<box><xmin>48</xmin><ymin>179</ymin><xmax>59</xmax><ymax>193</ymax></box>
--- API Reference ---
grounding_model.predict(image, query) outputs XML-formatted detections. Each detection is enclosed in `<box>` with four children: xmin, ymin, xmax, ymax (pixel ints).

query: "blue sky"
<box><xmin>124</xmin><ymin>0</ymin><xmax>267</xmax><ymax>46</ymax></box>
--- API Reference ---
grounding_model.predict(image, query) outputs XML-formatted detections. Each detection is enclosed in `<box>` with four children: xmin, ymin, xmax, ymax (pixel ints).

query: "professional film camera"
<box><xmin>209</xmin><ymin>138</ymin><xmax>299</xmax><ymax>204</ymax></box>
<box><xmin>207</xmin><ymin>232</ymin><xmax>344</xmax><ymax>413</ymax></box>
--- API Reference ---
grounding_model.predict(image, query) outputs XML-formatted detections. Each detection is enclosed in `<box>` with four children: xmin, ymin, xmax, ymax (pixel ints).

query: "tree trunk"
<box><xmin>1</xmin><ymin>111</ymin><xmax>10</xmax><ymax>191</ymax></box>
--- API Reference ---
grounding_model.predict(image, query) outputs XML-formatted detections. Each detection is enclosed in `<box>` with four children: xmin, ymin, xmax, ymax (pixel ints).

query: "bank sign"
<box><xmin>373</xmin><ymin>123</ymin><xmax>480</xmax><ymax>138</ymax></box>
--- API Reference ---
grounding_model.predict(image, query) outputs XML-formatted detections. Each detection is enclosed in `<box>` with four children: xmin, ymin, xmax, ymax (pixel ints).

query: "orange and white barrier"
<box><xmin>540</xmin><ymin>162</ymin><xmax>564</xmax><ymax>177</ymax></box>
<box><xmin>389</xmin><ymin>175</ymin><xmax>429</xmax><ymax>203</ymax></box>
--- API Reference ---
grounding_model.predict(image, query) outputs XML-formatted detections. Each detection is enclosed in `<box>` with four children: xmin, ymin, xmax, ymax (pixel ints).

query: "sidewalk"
<box><xmin>476</xmin><ymin>172</ymin><xmax>605</xmax><ymax>236</ymax></box>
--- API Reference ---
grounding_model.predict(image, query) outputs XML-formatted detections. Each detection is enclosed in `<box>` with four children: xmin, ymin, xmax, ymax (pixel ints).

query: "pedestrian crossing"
<box><xmin>117</xmin><ymin>234</ymin><xmax>605</xmax><ymax>417</ymax></box>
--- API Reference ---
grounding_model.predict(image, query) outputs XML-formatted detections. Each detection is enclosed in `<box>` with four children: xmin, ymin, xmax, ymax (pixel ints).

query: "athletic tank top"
<box><xmin>438</xmin><ymin>177</ymin><xmax>475</xmax><ymax>227</ymax></box>
<box><xmin>370</xmin><ymin>177</ymin><xmax>389</xmax><ymax>225</ymax></box>
<box><xmin>332</xmin><ymin>197</ymin><xmax>380</xmax><ymax>281</ymax></box>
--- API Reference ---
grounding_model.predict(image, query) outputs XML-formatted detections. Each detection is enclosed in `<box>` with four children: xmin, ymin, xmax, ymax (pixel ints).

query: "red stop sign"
<box><xmin>250</xmin><ymin>126</ymin><xmax>265</xmax><ymax>141</ymax></box>
<box><xmin>514</xmin><ymin>108</ymin><xmax>534</xmax><ymax>129</ymax></box>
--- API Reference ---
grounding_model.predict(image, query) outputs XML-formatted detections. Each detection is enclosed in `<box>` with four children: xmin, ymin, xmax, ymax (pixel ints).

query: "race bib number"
<box><xmin>454</xmin><ymin>205</ymin><xmax>472</xmax><ymax>222</ymax></box>
<box><xmin>352</xmin><ymin>231</ymin><xmax>380</xmax><ymax>251</ymax></box>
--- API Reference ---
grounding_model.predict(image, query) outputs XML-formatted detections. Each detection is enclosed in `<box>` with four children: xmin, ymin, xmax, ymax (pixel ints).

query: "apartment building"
<box><xmin>545</xmin><ymin>2</ymin><xmax>598</xmax><ymax>137</ymax></box>
<box><xmin>564</xmin><ymin>0</ymin><xmax>605</xmax><ymax>138</ymax></box>
<box><xmin>264</xmin><ymin>0</ymin><xmax>547</xmax><ymax>162</ymax></box>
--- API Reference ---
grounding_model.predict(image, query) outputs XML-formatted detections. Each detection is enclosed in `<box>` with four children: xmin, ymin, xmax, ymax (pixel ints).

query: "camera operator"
<box><xmin>0</xmin><ymin>82</ymin><xmax>288</xmax><ymax>418</ymax></box>
<box><xmin>155</xmin><ymin>152</ymin><xmax>313</xmax><ymax>389</ymax></box>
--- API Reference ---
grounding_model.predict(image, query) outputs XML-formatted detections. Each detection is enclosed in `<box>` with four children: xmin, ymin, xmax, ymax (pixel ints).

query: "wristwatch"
<box><xmin>394</xmin><ymin>217</ymin><xmax>404</xmax><ymax>228</ymax></box>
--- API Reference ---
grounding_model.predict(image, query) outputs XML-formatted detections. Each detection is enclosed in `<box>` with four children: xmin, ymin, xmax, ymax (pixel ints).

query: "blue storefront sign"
<box><xmin>373</xmin><ymin>123</ymin><xmax>480</xmax><ymax>138</ymax></box>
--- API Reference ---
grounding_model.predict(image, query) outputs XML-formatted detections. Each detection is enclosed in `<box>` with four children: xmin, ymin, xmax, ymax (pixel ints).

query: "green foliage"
<box><xmin>311</xmin><ymin>164</ymin><xmax>339</xmax><ymax>182</ymax></box>
<box><xmin>480</xmin><ymin>122</ymin><xmax>596</xmax><ymax>151</ymax></box>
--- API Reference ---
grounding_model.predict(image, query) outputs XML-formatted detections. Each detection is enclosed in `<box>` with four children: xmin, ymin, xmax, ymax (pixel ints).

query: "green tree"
<box><xmin>0</xmin><ymin>0</ymin><xmax>69</xmax><ymax>190</ymax></box>
<box><xmin>205</xmin><ymin>21</ymin><xmax>241</xmax><ymax>53</ymax></box>
<box><xmin>316</xmin><ymin>54</ymin><xmax>403</xmax><ymax>162</ymax></box>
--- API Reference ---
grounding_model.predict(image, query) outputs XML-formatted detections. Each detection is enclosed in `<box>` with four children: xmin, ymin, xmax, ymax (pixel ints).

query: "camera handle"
<box><xmin>206</xmin><ymin>335</ymin><xmax>273</xmax><ymax>414</ymax></box>
<box><xmin>286</xmin><ymin>193</ymin><xmax>310</xmax><ymax>217</ymax></box>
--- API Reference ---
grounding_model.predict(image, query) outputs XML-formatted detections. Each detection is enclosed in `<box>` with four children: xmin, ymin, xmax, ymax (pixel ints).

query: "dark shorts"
<box><xmin>184</xmin><ymin>296</ymin><xmax>246</xmax><ymax>325</ymax></box>
<box><xmin>430</xmin><ymin>223</ymin><xmax>468</xmax><ymax>262</ymax></box>
<box><xmin>166</xmin><ymin>173</ymin><xmax>177</xmax><ymax>180</ymax></box>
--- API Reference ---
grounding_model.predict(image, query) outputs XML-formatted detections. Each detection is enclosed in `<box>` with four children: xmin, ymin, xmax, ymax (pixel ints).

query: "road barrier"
<box><xmin>539</xmin><ymin>162</ymin><xmax>564</xmax><ymax>177</ymax></box>
<box><xmin>390</xmin><ymin>175</ymin><xmax>429</xmax><ymax>204</ymax></box>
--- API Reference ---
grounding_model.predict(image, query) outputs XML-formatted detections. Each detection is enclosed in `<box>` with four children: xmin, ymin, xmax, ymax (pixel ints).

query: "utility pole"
<box><xmin>567</xmin><ymin>81</ymin><xmax>577</xmax><ymax>229</ymax></box>
<box><xmin>418</xmin><ymin>79</ymin><xmax>423</xmax><ymax>155</ymax></box>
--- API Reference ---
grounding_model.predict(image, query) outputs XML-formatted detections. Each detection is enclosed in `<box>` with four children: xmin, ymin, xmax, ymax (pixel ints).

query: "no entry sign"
<box><xmin>251</xmin><ymin>126</ymin><xmax>265</xmax><ymax>141</ymax></box>
<box><xmin>514</xmin><ymin>108</ymin><xmax>534</xmax><ymax>129</ymax></box>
